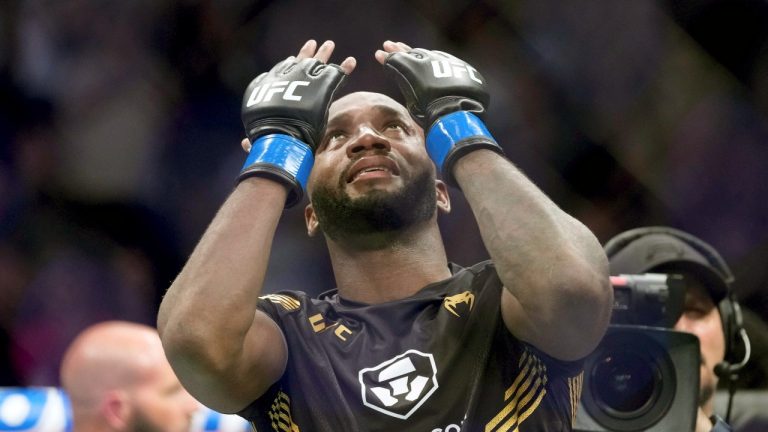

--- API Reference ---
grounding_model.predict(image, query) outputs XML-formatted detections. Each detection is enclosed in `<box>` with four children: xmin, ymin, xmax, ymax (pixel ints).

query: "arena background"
<box><xmin>1</xmin><ymin>0</ymin><xmax>767</xmax><ymax>397</ymax></box>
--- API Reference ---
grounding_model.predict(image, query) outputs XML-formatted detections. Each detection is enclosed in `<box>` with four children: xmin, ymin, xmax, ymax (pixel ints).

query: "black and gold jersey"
<box><xmin>238</xmin><ymin>261</ymin><xmax>584</xmax><ymax>432</ymax></box>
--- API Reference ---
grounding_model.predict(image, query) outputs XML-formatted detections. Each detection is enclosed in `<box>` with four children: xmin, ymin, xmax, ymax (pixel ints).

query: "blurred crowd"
<box><xmin>1</xmin><ymin>0</ymin><xmax>768</xmax><ymax>392</ymax></box>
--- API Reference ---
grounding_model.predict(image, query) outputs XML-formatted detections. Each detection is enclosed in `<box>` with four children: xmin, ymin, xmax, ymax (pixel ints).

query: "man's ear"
<box><xmin>436</xmin><ymin>180</ymin><xmax>451</xmax><ymax>214</ymax></box>
<box><xmin>102</xmin><ymin>390</ymin><xmax>130</xmax><ymax>429</ymax></box>
<box><xmin>304</xmin><ymin>203</ymin><xmax>320</xmax><ymax>237</ymax></box>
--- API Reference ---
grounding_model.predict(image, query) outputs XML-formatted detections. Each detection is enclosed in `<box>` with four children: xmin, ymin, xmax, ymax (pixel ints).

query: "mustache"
<box><xmin>338</xmin><ymin>150</ymin><xmax>394</xmax><ymax>187</ymax></box>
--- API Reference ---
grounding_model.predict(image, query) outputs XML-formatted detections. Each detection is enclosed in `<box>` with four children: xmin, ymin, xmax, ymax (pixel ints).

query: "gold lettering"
<box><xmin>334</xmin><ymin>325</ymin><xmax>352</xmax><ymax>341</ymax></box>
<box><xmin>309</xmin><ymin>313</ymin><xmax>326</xmax><ymax>332</ymax></box>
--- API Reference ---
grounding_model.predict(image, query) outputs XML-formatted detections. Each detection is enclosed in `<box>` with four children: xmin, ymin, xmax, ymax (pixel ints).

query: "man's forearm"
<box><xmin>454</xmin><ymin>150</ymin><xmax>607</xmax><ymax>282</ymax></box>
<box><xmin>158</xmin><ymin>178</ymin><xmax>286</xmax><ymax>371</ymax></box>
<box><xmin>454</xmin><ymin>149</ymin><xmax>612</xmax><ymax>358</ymax></box>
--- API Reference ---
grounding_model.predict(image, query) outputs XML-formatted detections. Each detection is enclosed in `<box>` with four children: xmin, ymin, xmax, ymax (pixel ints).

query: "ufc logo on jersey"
<box><xmin>430</xmin><ymin>60</ymin><xmax>482</xmax><ymax>84</ymax></box>
<box><xmin>246</xmin><ymin>80</ymin><xmax>310</xmax><ymax>106</ymax></box>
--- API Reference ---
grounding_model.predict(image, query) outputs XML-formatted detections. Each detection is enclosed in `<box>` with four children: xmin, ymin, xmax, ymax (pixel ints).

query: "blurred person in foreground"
<box><xmin>158</xmin><ymin>39</ymin><xmax>612</xmax><ymax>431</ymax></box>
<box><xmin>606</xmin><ymin>227</ymin><xmax>752</xmax><ymax>432</ymax></box>
<box><xmin>60</xmin><ymin>321</ymin><xmax>199</xmax><ymax>432</ymax></box>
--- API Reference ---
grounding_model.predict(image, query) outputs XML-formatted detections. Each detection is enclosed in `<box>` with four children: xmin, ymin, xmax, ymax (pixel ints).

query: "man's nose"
<box><xmin>674</xmin><ymin>316</ymin><xmax>694</xmax><ymax>333</ymax></box>
<box><xmin>346</xmin><ymin>126</ymin><xmax>391</xmax><ymax>158</ymax></box>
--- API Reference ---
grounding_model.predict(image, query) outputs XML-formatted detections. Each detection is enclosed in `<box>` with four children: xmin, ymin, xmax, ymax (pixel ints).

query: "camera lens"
<box><xmin>580</xmin><ymin>329</ymin><xmax>681</xmax><ymax>431</ymax></box>
<box><xmin>592</xmin><ymin>352</ymin><xmax>659</xmax><ymax>414</ymax></box>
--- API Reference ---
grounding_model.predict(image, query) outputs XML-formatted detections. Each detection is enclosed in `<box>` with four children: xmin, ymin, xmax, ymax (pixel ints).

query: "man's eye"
<box><xmin>683</xmin><ymin>305</ymin><xmax>708</xmax><ymax>318</ymax></box>
<box><xmin>384</xmin><ymin>123</ymin><xmax>407</xmax><ymax>133</ymax></box>
<box><xmin>321</xmin><ymin>131</ymin><xmax>347</xmax><ymax>149</ymax></box>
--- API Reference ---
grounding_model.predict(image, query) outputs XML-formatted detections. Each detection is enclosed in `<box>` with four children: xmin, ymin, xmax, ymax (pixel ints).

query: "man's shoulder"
<box><xmin>447</xmin><ymin>260</ymin><xmax>499</xmax><ymax>285</ymax></box>
<box><xmin>258</xmin><ymin>290</ymin><xmax>309</xmax><ymax>308</ymax></box>
<box><xmin>451</xmin><ymin>259</ymin><xmax>495</xmax><ymax>275</ymax></box>
<box><xmin>710</xmin><ymin>415</ymin><xmax>733</xmax><ymax>431</ymax></box>
<box><xmin>256</xmin><ymin>290</ymin><xmax>333</xmax><ymax>317</ymax></box>
<box><xmin>447</xmin><ymin>260</ymin><xmax>502</xmax><ymax>292</ymax></box>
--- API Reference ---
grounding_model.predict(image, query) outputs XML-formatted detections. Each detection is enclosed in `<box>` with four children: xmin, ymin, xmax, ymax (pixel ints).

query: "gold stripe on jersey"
<box><xmin>260</xmin><ymin>294</ymin><xmax>301</xmax><ymax>311</ymax></box>
<box><xmin>485</xmin><ymin>348</ymin><xmax>548</xmax><ymax>432</ymax></box>
<box><xmin>568</xmin><ymin>372</ymin><xmax>584</xmax><ymax>427</ymax></box>
<box><xmin>267</xmin><ymin>391</ymin><xmax>300</xmax><ymax>432</ymax></box>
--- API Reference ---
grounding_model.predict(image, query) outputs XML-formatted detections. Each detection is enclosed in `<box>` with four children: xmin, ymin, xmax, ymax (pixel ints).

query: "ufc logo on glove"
<box><xmin>430</xmin><ymin>60</ymin><xmax>482</xmax><ymax>84</ymax></box>
<box><xmin>246</xmin><ymin>80</ymin><xmax>310</xmax><ymax>106</ymax></box>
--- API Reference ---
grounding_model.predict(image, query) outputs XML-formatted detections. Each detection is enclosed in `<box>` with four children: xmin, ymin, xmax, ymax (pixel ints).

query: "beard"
<box><xmin>699</xmin><ymin>363</ymin><xmax>716</xmax><ymax>408</ymax></box>
<box><xmin>310</xmin><ymin>168</ymin><xmax>437</xmax><ymax>246</ymax></box>
<box><xmin>128</xmin><ymin>409</ymin><xmax>172</xmax><ymax>432</ymax></box>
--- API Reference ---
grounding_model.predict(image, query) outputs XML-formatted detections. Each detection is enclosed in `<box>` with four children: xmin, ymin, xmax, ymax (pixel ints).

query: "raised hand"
<box><xmin>377</xmin><ymin>41</ymin><xmax>502</xmax><ymax>186</ymax></box>
<box><xmin>376</xmin><ymin>40</ymin><xmax>489</xmax><ymax>129</ymax></box>
<box><xmin>242</xmin><ymin>40</ymin><xmax>355</xmax><ymax>149</ymax></box>
<box><xmin>239</xmin><ymin>40</ymin><xmax>355</xmax><ymax>207</ymax></box>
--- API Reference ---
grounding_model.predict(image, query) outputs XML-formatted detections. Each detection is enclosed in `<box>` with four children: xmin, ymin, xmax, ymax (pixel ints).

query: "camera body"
<box><xmin>574</xmin><ymin>274</ymin><xmax>701</xmax><ymax>432</ymax></box>
<box><xmin>609</xmin><ymin>273</ymin><xmax>685</xmax><ymax>328</ymax></box>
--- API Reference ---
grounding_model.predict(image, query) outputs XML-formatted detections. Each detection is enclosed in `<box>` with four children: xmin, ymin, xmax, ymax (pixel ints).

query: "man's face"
<box><xmin>306</xmin><ymin>92</ymin><xmax>442</xmax><ymax>242</ymax></box>
<box><xmin>671</xmin><ymin>272</ymin><xmax>726</xmax><ymax>410</ymax></box>
<box><xmin>127</xmin><ymin>360</ymin><xmax>199</xmax><ymax>432</ymax></box>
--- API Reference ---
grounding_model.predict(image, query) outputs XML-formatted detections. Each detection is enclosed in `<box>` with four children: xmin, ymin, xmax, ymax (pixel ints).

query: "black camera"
<box><xmin>608</xmin><ymin>274</ymin><xmax>685</xmax><ymax>328</ymax></box>
<box><xmin>574</xmin><ymin>274</ymin><xmax>701</xmax><ymax>431</ymax></box>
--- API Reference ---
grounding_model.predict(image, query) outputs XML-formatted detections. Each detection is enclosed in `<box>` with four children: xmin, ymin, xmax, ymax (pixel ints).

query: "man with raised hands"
<box><xmin>158</xmin><ymin>39</ymin><xmax>612</xmax><ymax>431</ymax></box>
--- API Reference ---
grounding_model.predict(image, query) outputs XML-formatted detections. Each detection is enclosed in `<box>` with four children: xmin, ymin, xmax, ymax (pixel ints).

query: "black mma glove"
<box><xmin>383</xmin><ymin>48</ymin><xmax>504</xmax><ymax>186</ymax></box>
<box><xmin>239</xmin><ymin>56</ymin><xmax>347</xmax><ymax>207</ymax></box>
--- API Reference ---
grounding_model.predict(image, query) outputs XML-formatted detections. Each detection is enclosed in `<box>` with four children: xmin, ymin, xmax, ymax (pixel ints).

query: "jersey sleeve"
<box><xmin>471</xmin><ymin>260</ymin><xmax>587</xmax><ymax>431</ymax></box>
<box><xmin>526</xmin><ymin>343</ymin><xmax>585</xmax><ymax>378</ymax></box>
<box><xmin>255</xmin><ymin>292</ymin><xmax>305</xmax><ymax>323</ymax></box>
<box><xmin>236</xmin><ymin>292</ymin><xmax>306</xmax><ymax>423</ymax></box>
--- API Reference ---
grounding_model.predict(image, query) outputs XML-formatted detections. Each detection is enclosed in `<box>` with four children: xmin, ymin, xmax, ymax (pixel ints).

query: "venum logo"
<box><xmin>246</xmin><ymin>80</ymin><xmax>310</xmax><ymax>107</ymax></box>
<box><xmin>443</xmin><ymin>291</ymin><xmax>475</xmax><ymax>317</ymax></box>
<box><xmin>358</xmin><ymin>349</ymin><xmax>439</xmax><ymax>419</ymax></box>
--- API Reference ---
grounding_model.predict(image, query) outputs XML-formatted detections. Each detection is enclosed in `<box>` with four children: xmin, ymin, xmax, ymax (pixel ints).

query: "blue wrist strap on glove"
<box><xmin>426</xmin><ymin>111</ymin><xmax>504</xmax><ymax>187</ymax></box>
<box><xmin>238</xmin><ymin>133</ymin><xmax>314</xmax><ymax>208</ymax></box>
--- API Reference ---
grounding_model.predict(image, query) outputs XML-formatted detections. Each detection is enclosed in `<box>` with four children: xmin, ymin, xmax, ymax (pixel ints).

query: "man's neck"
<box><xmin>325</xmin><ymin>223</ymin><xmax>452</xmax><ymax>304</ymax></box>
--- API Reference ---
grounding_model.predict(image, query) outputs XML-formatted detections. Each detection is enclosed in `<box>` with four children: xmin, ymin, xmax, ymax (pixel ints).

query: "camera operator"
<box><xmin>604</xmin><ymin>227</ymin><xmax>749</xmax><ymax>432</ymax></box>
